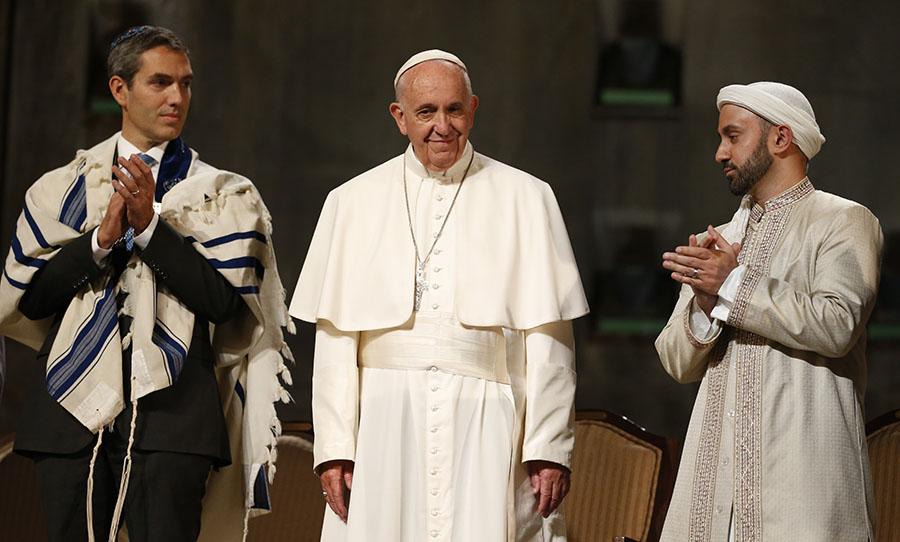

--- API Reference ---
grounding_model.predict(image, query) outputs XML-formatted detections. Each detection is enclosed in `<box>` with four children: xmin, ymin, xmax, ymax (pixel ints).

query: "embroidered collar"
<box><xmin>750</xmin><ymin>177</ymin><xmax>814</xmax><ymax>222</ymax></box>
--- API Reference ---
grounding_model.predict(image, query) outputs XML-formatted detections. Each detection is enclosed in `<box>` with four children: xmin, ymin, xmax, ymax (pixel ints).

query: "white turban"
<box><xmin>716</xmin><ymin>82</ymin><xmax>825</xmax><ymax>160</ymax></box>
<box><xmin>394</xmin><ymin>49</ymin><xmax>468</xmax><ymax>88</ymax></box>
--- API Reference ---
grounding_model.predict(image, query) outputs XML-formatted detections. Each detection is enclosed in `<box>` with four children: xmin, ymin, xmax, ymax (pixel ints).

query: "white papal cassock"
<box><xmin>290</xmin><ymin>143</ymin><xmax>589</xmax><ymax>541</ymax></box>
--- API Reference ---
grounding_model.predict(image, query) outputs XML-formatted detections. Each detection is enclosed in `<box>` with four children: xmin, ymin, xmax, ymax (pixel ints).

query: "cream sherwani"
<box><xmin>656</xmin><ymin>179</ymin><xmax>882</xmax><ymax>541</ymax></box>
<box><xmin>290</xmin><ymin>143</ymin><xmax>589</xmax><ymax>541</ymax></box>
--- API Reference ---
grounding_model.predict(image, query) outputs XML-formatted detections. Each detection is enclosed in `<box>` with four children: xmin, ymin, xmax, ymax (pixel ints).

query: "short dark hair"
<box><xmin>107</xmin><ymin>26</ymin><xmax>189</xmax><ymax>87</ymax></box>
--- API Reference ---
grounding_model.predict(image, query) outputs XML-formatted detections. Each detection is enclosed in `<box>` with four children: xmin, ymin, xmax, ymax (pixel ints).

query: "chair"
<box><xmin>565</xmin><ymin>410</ymin><xmax>679</xmax><ymax>542</ymax></box>
<box><xmin>247</xmin><ymin>422</ymin><xmax>325</xmax><ymax>541</ymax></box>
<box><xmin>0</xmin><ymin>432</ymin><xmax>48</xmax><ymax>541</ymax></box>
<box><xmin>867</xmin><ymin>409</ymin><xmax>900</xmax><ymax>542</ymax></box>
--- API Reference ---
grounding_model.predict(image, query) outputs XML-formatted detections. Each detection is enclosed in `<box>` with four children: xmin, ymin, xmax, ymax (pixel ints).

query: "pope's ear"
<box><xmin>389</xmin><ymin>102</ymin><xmax>408</xmax><ymax>136</ymax></box>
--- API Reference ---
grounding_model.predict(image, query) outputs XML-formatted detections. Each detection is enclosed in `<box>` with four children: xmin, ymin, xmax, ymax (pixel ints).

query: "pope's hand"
<box><xmin>318</xmin><ymin>459</ymin><xmax>354</xmax><ymax>523</ymax></box>
<box><xmin>526</xmin><ymin>460</ymin><xmax>571</xmax><ymax>518</ymax></box>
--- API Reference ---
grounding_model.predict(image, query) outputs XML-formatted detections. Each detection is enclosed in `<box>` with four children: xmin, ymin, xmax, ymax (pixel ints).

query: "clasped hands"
<box><xmin>97</xmin><ymin>155</ymin><xmax>155</xmax><ymax>249</ymax></box>
<box><xmin>317</xmin><ymin>458</ymin><xmax>570</xmax><ymax>523</ymax></box>
<box><xmin>662</xmin><ymin>225</ymin><xmax>741</xmax><ymax>315</ymax></box>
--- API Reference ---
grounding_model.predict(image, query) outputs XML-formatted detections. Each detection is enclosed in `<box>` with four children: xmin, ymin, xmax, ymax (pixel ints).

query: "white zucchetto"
<box><xmin>394</xmin><ymin>49</ymin><xmax>468</xmax><ymax>88</ymax></box>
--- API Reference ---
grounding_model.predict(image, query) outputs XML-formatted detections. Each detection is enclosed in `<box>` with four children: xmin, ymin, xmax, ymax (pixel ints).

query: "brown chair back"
<box><xmin>565</xmin><ymin>411</ymin><xmax>678</xmax><ymax>542</ymax></box>
<box><xmin>0</xmin><ymin>433</ymin><xmax>48</xmax><ymax>541</ymax></box>
<box><xmin>867</xmin><ymin>409</ymin><xmax>900</xmax><ymax>542</ymax></box>
<box><xmin>247</xmin><ymin>423</ymin><xmax>324</xmax><ymax>541</ymax></box>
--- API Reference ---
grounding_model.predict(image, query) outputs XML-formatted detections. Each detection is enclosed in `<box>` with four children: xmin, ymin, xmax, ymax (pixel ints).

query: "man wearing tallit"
<box><xmin>290</xmin><ymin>50</ymin><xmax>588</xmax><ymax>541</ymax></box>
<box><xmin>657</xmin><ymin>82</ymin><xmax>882</xmax><ymax>541</ymax></box>
<box><xmin>0</xmin><ymin>27</ymin><xmax>292</xmax><ymax>541</ymax></box>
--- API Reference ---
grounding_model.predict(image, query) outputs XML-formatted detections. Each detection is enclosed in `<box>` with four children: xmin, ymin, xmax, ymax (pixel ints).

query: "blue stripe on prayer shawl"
<box><xmin>235</xmin><ymin>381</ymin><xmax>245</xmax><ymax>405</ymax></box>
<box><xmin>22</xmin><ymin>202</ymin><xmax>56</xmax><ymax>249</ymax></box>
<box><xmin>11</xmin><ymin>236</ymin><xmax>46</xmax><ymax>269</ymax></box>
<box><xmin>184</xmin><ymin>230</ymin><xmax>267</xmax><ymax>248</ymax></box>
<box><xmin>59</xmin><ymin>173</ymin><xmax>87</xmax><ymax>231</ymax></box>
<box><xmin>47</xmin><ymin>285</ymin><xmax>119</xmax><ymax>400</ymax></box>
<box><xmin>4</xmin><ymin>269</ymin><xmax>28</xmax><ymax>290</ymax></box>
<box><xmin>252</xmin><ymin>466</ymin><xmax>271</xmax><ymax>511</ymax></box>
<box><xmin>235</xmin><ymin>286</ymin><xmax>260</xmax><ymax>295</ymax></box>
<box><xmin>154</xmin><ymin>137</ymin><xmax>192</xmax><ymax>201</ymax></box>
<box><xmin>152</xmin><ymin>321</ymin><xmax>188</xmax><ymax>382</ymax></box>
<box><xmin>207</xmin><ymin>256</ymin><xmax>265</xmax><ymax>280</ymax></box>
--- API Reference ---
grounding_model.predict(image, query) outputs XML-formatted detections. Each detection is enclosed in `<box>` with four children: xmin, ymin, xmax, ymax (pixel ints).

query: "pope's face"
<box><xmin>110</xmin><ymin>46</ymin><xmax>193</xmax><ymax>150</ymax></box>
<box><xmin>715</xmin><ymin>104</ymin><xmax>773</xmax><ymax>196</ymax></box>
<box><xmin>390</xmin><ymin>61</ymin><xmax>478</xmax><ymax>172</ymax></box>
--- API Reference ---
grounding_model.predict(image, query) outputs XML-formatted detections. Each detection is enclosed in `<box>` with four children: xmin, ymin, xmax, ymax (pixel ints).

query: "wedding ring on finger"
<box><xmin>691</xmin><ymin>268</ymin><xmax>700</xmax><ymax>279</ymax></box>
<box><xmin>130</xmin><ymin>189</ymin><xmax>141</xmax><ymax>196</ymax></box>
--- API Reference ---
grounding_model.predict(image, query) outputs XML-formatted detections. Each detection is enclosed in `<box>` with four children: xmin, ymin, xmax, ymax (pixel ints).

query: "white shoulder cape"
<box><xmin>289</xmin><ymin>145</ymin><xmax>588</xmax><ymax>331</ymax></box>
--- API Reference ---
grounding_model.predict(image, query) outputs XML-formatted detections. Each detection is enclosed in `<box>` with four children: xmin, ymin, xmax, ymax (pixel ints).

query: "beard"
<box><xmin>724</xmin><ymin>136</ymin><xmax>773</xmax><ymax>196</ymax></box>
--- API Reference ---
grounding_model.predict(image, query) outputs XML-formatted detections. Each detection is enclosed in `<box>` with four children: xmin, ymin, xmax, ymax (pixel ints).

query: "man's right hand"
<box><xmin>689</xmin><ymin>233</ymin><xmax>718</xmax><ymax>315</ymax></box>
<box><xmin>97</xmin><ymin>192</ymin><xmax>129</xmax><ymax>249</ymax></box>
<box><xmin>318</xmin><ymin>459</ymin><xmax>354</xmax><ymax>523</ymax></box>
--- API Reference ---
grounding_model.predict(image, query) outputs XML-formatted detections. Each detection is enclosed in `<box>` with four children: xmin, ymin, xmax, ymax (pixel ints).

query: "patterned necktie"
<box><xmin>123</xmin><ymin>153</ymin><xmax>157</xmax><ymax>251</ymax></box>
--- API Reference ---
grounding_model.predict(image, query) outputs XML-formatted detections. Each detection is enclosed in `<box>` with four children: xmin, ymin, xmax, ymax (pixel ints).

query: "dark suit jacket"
<box><xmin>15</xmin><ymin>218</ymin><xmax>245</xmax><ymax>467</ymax></box>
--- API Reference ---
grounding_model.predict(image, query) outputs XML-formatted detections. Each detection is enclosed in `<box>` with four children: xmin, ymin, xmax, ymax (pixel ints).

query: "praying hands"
<box><xmin>662</xmin><ymin>226</ymin><xmax>741</xmax><ymax>315</ymax></box>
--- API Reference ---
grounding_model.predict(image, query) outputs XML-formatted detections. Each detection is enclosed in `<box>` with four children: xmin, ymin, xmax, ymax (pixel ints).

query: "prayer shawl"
<box><xmin>0</xmin><ymin>134</ymin><xmax>294</xmax><ymax>539</ymax></box>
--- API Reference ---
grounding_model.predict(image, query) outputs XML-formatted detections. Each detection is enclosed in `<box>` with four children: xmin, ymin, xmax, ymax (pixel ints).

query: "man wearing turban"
<box><xmin>290</xmin><ymin>50</ymin><xmax>588</xmax><ymax>541</ymax></box>
<box><xmin>656</xmin><ymin>82</ymin><xmax>881</xmax><ymax>541</ymax></box>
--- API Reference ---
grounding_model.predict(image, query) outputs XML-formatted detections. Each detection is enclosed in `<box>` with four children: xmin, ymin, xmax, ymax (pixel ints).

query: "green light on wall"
<box><xmin>600</xmin><ymin>88</ymin><xmax>674</xmax><ymax>107</ymax></box>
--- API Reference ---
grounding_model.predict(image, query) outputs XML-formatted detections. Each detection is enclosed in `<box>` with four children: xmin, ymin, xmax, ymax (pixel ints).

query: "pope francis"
<box><xmin>289</xmin><ymin>50</ymin><xmax>589</xmax><ymax>541</ymax></box>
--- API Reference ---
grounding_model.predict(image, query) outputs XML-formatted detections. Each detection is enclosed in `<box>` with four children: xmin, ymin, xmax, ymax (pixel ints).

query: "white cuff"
<box><xmin>91</xmin><ymin>229</ymin><xmax>112</xmax><ymax>264</ymax></box>
<box><xmin>710</xmin><ymin>264</ymin><xmax>747</xmax><ymax>322</ymax></box>
<box><xmin>689</xmin><ymin>297</ymin><xmax>719</xmax><ymax>341</ymax></box>
<box><xmin>133</xmin><ymin>213</ymin><xmax>159</xmax><ymax>251</ymax></box>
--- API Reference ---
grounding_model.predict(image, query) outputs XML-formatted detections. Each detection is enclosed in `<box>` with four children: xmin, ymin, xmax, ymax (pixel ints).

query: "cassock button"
<box><xmin>727</xmin><ymin>410</ymin><xmax>736</xmax><ymax>418</ymax></box>
<box><xmin>430</xmin><ymin>468</ymin><xmax>438</xmax><ymax>475</ymax></box>
<box><xmin>430</xmin><ymin>426</ymin><xmax>439</xmax><ymax>433</ymax></box>
<box><xmin>432</xmin><ymin>303</ymin><xmax>440</xmax><ymax>310</ymax></box>
<box><xmin>430</xmin><ymin>447</ymin><xmax>438</xmax><ymax>455</ymax></box>
<box><xmin>434</xmin><ymin>267</ymin><xmax>442</xmax><ymax>272</ymax></box>
<box><xmin>435</xmin><ymin>214</ymin><xmax>443</xmax><ymax>220</ymax></box>
<box><xmin>430</xmin><ymin>366</ymin><xmax>438</xmax><ymax>372</ymax></box>
<box><xmin>430</xmin><ymin>530</ymin><xmax>439</xmax><ymax>538</ymax></box>
<box><xmin>434</xmin><ymin>249</ymin><xmax>442</xmax><ymax>255</ymax></box>
<box><xmin>431</xmin><ymin>385</ymin><xmax>439</xmax><ymax>392</ymax></box>
<box><xmin>431</xmin><ymin>509</ymin><xmax>439</xmax><ymax>517</ymax></box>
<box><xmin>722</xmin><ymin>457</ymin><xmax>729</xmax><ymax>466</ymax></box>
<box><xmin>430</xmin><ymin>488</ymin><xmax>439</xmax><ymax>496</ymax></box>
<box><xmin>716</xmin><ymin>506</ymin><xmax>723</xmax><ymax>514</ymax></box>
<box><xmin>436</xmin><ymin>195</ymin><xmax>444</xmax><ymax>201</ymax></box>
<box><xmin>431</xmin><ymin>405</ymin><xmax>439</xmax><ymax>412</ymax></box>
<box><xmin>432</xmin><ymin>283</ymin><xmax>441</xmax><ymax>289</ymax></box>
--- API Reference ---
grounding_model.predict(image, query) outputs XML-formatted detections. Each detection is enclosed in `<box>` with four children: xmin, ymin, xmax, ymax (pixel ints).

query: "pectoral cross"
<box><xmin>414</xmin><ymin>261</ymin><xmax>429</xmax><ymax>311</ymax></box>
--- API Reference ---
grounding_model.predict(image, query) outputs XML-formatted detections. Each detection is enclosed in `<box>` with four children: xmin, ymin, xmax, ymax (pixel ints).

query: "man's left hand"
<box><xmin>662</xmin><ymin>225</ymin><xmax>740</xmax><ymax>297</ymax></box>
<box><xmin>111</xmin><ymin>154</ymin><xmax>155</xmax><ymax>235</ymax></box>
<box><xmin>526</xmin><ymin>460</ymin><xmax>570</xmax><ymax>518</ymax></box>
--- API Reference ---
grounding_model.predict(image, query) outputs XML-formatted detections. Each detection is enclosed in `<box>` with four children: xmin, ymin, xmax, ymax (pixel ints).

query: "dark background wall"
<box><xmin>1</xmin><ymin>0</ymin><xmax>898</xmax><ymax>445</ymax></box>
